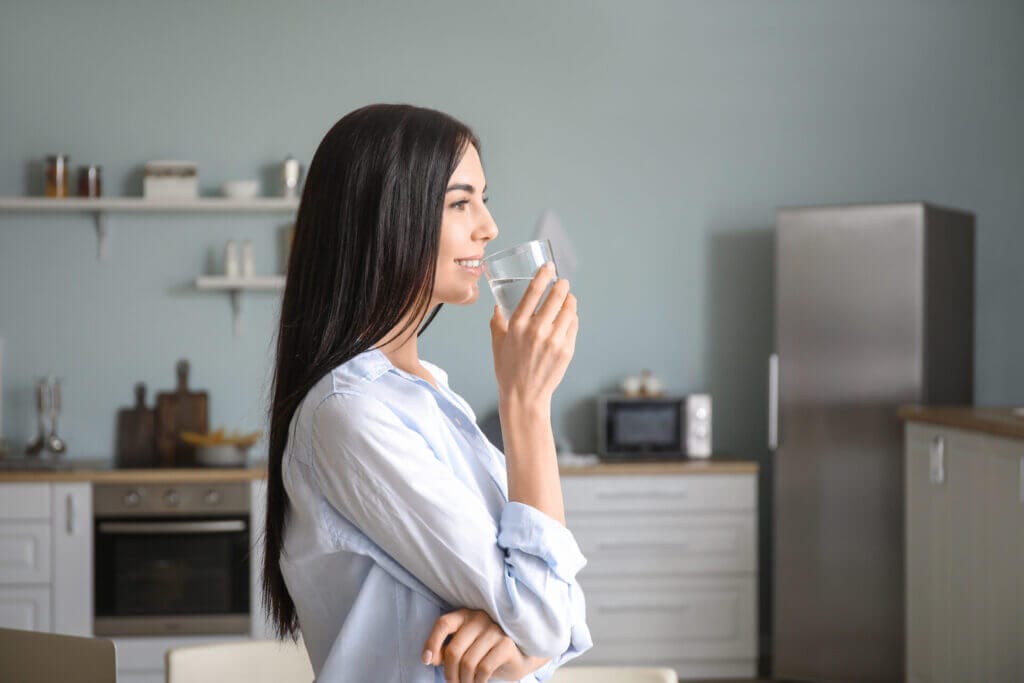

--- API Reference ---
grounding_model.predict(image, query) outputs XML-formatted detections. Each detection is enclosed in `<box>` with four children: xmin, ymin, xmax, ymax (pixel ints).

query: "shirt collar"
<box><xmin>350</xmin><ymin>347</ymin><xmax>393</xmax><ymax>382</ymax></box>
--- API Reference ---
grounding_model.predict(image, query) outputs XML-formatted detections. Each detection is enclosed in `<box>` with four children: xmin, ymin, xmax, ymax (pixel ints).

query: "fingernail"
<box><xmin>543</xmin><ymin>262</ymin><xmax>554</xmax><ymax>271</ymax></box>
<box><xmin>422</xmin><ymin>650</ymin><xmax>432</xmax><ymax>665</ymax></box>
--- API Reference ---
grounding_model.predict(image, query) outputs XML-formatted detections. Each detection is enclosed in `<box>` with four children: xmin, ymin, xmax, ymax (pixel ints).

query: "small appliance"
<box><xmin>596</xmin><ymin>393</ymin><xmax>713</xmax><ymax>460</ymax></box>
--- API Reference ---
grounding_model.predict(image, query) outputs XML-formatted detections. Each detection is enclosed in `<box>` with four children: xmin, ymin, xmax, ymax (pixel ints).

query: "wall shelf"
<box><xmin>0</xmin><ymin>197</ymin><xmax>299</xmax><ymax>259</ymax></box>
<box><xmin>194</xmin><ymin>275</ymin><xmax>286</xmax><ymax>337</ymax></box>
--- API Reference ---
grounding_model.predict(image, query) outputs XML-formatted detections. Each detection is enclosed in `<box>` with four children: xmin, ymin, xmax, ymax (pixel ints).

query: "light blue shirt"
<box><xmin>280</xmin><ymin>346</ymin><xmax>593</xmax><ymax>682</ymax></box>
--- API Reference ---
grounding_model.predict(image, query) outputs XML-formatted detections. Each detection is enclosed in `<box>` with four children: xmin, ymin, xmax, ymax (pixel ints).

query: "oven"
<box><xmin>93</xmin><ymin>481</ymin><xmax>251</xmax><ymax>636</ymax></box>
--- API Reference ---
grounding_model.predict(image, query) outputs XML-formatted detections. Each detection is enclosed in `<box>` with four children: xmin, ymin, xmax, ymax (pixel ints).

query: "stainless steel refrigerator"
<box><xmin>770</xmin><ymin>203</ymin><xmax>974</xmax><ymax>682</ymax></box>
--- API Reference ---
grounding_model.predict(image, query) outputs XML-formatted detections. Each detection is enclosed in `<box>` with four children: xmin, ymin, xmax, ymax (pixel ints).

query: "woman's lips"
<box><xmin>457</xmin><ymin>261</ymin><xmax>482</xmax><ymax>276</ymax></box>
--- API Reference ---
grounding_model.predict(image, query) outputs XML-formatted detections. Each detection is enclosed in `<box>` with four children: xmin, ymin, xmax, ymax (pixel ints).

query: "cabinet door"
<box><xmin>946</xmin><ymin>432</ymin><xmax>989</xmax><ymax>683</ymax></box>
<box><xmin>905</xmin><ymin>424</ymin><xmax>953</xmax><ymax>683</ymax></box>
<box><xmin>51</xmin><ymin>482</ymin><xmax>92</xmax><ymax>636</ymax></box>
<box><xmin>984</xmin><ymin>439</ymin><xmax>1023</xmax><ymax>682</ymax></box>
<box><xmin>0</xmin><ymin>586</ymin><xmax>51</xmax><ymax>631</ymax></box>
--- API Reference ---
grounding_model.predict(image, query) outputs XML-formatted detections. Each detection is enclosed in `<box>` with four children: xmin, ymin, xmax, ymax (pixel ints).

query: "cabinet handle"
<box><xmin>65</xmin><ymin>493</ymin><xmax>75</xmax><ymax>535</ymax></box>
<box><xmin>929</xmin><ymin>436</ymin><xmax>945</xmax><ymax>485</ymax></box>
<box><xmin>768</xmin><ymin>353</ymin><xmax>779</xmax><ymax>450</ymax></box>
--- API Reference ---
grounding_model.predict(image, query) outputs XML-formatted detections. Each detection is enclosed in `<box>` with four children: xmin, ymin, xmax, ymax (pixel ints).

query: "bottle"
<box><xmin>45</xmin><ymin>155</ymin><xmax>70</xmax><ymax>198</ymax></box>
<box><xmin>224</xmin><ymin>240</ymin><xmax>239</xmax><ymax>278</ymax></box>
<box><xmin>241</xmin><ymin>240</ymin><xmax>254</xmax><ymax>277</ymax></box>
<box><xmin>281</xmin><ymin>156</ymin><xmax>302</xmax><ymax>198</ymax></box>
<box><xmin>77</xmin><ymin>165</ymin><xmax>102</xmax><ymax>198</ymax></box>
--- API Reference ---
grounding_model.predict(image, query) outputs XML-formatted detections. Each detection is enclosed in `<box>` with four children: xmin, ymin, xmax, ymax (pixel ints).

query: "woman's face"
<box><xmin>431</xmin><ymin>144</ymin><xmax>499</xmax><ymax>307</ymax></box>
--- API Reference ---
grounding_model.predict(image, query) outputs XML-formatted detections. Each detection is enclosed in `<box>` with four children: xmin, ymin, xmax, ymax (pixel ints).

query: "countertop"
<box><xmin>898</xmin><ymin>405</ymin><xmax>1024</xmax><ymax>441</ymax></box>
<box><xmin>0</xmin><ymin>454</ymin><xmax>758</xmax><ymax>482</ymax></box>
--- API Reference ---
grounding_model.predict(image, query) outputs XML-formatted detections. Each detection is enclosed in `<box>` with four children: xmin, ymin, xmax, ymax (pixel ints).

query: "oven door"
<box><xmin>93</xmin><ymin>516</ymin><xmax>251</xmax><ymax>636</ymax></box>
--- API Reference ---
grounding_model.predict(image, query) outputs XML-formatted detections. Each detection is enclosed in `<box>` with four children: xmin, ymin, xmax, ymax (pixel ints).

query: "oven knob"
<box><xmin>164</xmin><ymin>489</ymin><xmax>182</xmax><ymax>507</ymax></box>
<box><xmin>203</xmin><ymin>490</ymin><xmax>222</xmax><ymax>506</ymax></box>
<box><xmin>123</xmin><ymin>490</ymin><xmax>141</xmax><ymax>507</ymax></box>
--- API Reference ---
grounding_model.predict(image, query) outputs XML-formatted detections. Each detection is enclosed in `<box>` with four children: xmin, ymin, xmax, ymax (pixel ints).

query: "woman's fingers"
<box><xmin>532</xmin><ymin>277</ymin><xmax>570</xmax><ymax>329</ymax></box>
<box><xmin>459</xmin><ymin>628</ymin><xmax>504</xmax><ymax>683</ymax></box>
<box><xmin>549</xmin><ymin>292</ymin><xmax>577</xmax><ymax>341</ymax></box>
<box><xmin>422</xmin><ymin>609</ymin><xmax>468</xmax><ymax>667</ymax></box>
<box><xmin>479</xmin><ymin>639</ymin><xmax>522</xmax><ymax>683</ymax></box>
<box><xmin>441</xmin><ymin>612</ymin><xmax>490</xmax><ymax>683</ymax></box>
<box><xmin>508</xmin><ymin>263</ymin><xmax>556</xmax><ymax>327</ymax></box>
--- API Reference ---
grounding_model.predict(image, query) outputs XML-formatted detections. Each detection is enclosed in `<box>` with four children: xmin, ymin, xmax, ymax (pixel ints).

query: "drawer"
<box><xmin>573</xmin><ymin>513</ymin><xmax>755</xmax><ymax>577</ymax></box>
<box><xmin>0</xmin><ymin>585</ymin><xmax>51</xmax><ymax>632</ymax></box>
<box><xmin>580</xmin><ymin>575</ymin><xmax>756</xmax><ymax>660</ymax></box>
<box><xmin>0</xmin><ymin>483</ymin><xmax>51</xmax><ymax>519</ymax></box>
<box><xmin>563</xmin><ymin>474</ymin><xmax>755</xmax><ymax>514</ymax></box>
<box><xmin>0</xmin><ymin>522</ymin><xmax>52</xmax><ymax>583</ymax></box>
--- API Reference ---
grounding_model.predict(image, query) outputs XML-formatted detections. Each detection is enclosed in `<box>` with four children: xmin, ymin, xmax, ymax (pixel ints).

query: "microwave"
<box><xmin>596</xmin><ymin>394</ymin><xmax>712</xmax><ymax>460</ymax></box>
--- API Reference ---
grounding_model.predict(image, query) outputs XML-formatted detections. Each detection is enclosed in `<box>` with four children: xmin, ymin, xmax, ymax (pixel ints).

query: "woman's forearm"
<box><xmin>498</xmin><ymin>393</ymin><xmax>565</xmax><ymax>526</ymax></box>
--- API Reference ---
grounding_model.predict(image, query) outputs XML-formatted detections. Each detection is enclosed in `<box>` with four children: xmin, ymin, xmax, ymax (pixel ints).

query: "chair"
<box><xmin>0</xmin><ymin>627</ymin><xmax>117</xmax><ymax>683</ymax></box>
<box><xmin>165</xmin><ymin>638</ymin><xmax>315</xmax><ymax>683</ymax></box>
<box><xmin>549</xmin><ymin>665</ymin><xmax>678</xmax><ymax>683</ymax></box>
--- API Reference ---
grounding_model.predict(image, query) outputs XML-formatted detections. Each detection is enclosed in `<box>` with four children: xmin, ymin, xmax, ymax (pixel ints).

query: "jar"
<box><xmin>45</xmin><ymin>155</ymin><xmax>70</xmax><ymax>198</ymax></box>
<box><xmin>77</xmin><ymin>165</ymin><xmax>102</xmax><ymax>198</ymax></box>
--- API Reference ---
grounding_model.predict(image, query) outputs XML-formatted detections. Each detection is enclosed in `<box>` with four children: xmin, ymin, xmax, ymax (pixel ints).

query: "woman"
<box><xmin>262</xmin><ymin>103</ymin><xmax>592</xmax><ymax>683</ymax></box>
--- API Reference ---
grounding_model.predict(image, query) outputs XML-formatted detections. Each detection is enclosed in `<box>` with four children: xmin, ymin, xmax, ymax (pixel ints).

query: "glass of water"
<box><xmin>482</xmin><ymin>239</ymin><xmax>559</xmax><ymax>320</ymax></box>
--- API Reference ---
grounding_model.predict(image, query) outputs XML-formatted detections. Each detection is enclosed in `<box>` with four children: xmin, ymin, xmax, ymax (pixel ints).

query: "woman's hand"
<box><xmin>422</xmin><ymin>608</ymin><xmax>551</xmax><ymax>682</ymax></box>
<box><xmin>490</xmin><ymin>263</ymin><xmax>578</xmax><ymax>406</ymax></box>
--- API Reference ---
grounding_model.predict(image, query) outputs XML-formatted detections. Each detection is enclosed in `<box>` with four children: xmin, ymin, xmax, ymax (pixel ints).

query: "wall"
<box><xmin>2</xmin><ymin>0</ymin><xmax>1023</xmax><ymax>649</ymax></box>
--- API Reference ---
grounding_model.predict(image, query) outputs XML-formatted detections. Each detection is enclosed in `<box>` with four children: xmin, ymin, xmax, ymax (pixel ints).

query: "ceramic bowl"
<box><xmin>221</xmin><ymin>180</ymin><xmax>260</xmax><ymax>199</ymax></box>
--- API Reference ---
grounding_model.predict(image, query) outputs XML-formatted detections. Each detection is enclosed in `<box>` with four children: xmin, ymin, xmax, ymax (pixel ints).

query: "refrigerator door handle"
<box><xmin>769</xmin><ymin>353</ymin><xmax>779</xmax><ymax>450</ymax></box>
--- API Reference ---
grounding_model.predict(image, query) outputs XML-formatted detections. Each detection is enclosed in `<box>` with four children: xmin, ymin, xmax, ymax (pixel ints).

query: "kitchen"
<box><xmin>2</xmin><ymin>2</ymin><xmax>1023</xmax><ymax>682</ymax></box>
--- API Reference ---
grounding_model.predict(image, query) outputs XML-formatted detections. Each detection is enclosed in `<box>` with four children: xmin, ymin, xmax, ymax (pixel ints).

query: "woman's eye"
<box><xmin>451</xmin><ymin>200</ymin><xmax>469</xmax><ymax>210</ymax></box>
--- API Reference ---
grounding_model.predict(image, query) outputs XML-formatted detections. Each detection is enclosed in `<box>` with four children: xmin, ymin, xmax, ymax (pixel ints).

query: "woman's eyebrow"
<box><xmin>446</xmin><ymin>183</ymin><xmax>487</xmax><ymax>194</ymax></box>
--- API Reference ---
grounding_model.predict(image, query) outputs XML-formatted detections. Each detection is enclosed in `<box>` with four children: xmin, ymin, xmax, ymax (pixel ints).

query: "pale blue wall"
<box><xmin>3</xmin><ymin>0</ymin><xmax>1023</xmax><ymax>646</ymax></box>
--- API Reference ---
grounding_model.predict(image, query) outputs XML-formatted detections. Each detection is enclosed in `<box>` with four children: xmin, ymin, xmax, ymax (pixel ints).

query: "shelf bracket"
<box><xmin>93</xmin><ymin>211</ymin><xmax>110</xmax><ymax>260</ymax></box>
<box><xmin>229</xmin><ymin>289</ymin><xmax>243</xmax><ymax>337</ymax></box>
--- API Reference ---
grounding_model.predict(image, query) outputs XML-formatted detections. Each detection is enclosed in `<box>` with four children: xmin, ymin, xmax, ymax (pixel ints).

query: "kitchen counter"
<box><xmin>898</xmin><ymin>404</ymin><xmax>1024</xmax><ymax>441</ymax></box>
<box><xmin>0</xmin><ymin>455</ymin><xmax>757</xmax><ymax>482</ymax></box>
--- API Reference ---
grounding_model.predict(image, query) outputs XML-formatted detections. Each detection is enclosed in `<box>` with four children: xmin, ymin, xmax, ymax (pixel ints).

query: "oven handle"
<box><xmin>97</xmin><ymin>520</ymin><xmax>247</xmax><ymax>535</ymax></box>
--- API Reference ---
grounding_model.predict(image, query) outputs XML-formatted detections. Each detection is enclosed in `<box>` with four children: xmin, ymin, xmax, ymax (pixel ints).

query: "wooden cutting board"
<box><xmin>155</xmin><ymin>359</ymin><xmax>208</xmax><ymax>467</ymax></box>
<box><xmin>115</xmin><ymin>382</ymin><xmax>158</xmax><ymax>468</ymax></box>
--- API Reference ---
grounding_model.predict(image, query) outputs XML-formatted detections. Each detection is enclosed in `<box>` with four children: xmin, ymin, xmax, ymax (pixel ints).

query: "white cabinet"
<box><xmin>52</xmin><ymin>483</ymin><xmax>93</xmax><ymax>635</ymax></box>
<box><xmin>0</xmin><ymin>585</ymin><xmax>50</xmax><ymax>631</ymax></box>
<box><xmin>0</xmin><ymin>481</ymin><xmax>92</xmax><ymax>635</ymax></box>
<box><xmin>564</xmin><ymin>472</ymin><xmax>758</xmax><ymax>679</ymax></box>
<box><xmin>905</xmin><ymin>423</ymin><xmax>1024</xmax><ymax>683</ymax></box>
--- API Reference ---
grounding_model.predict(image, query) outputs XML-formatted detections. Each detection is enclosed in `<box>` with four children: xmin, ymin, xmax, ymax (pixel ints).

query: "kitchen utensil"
<box><xmin>481</xmin><ymin>239</ymin><xmax>559</xmax><ymax>320</ymax></box>
<box><xmin>24</xmin><ymin>378</ymin><xmax>47</xmax><ymax>456</ymax></box>
<box><xmin>155</xmin><ymin>359</ymin><xmax>209</xmax><ymax>467</ymax></box>
<box><xmin>45</xmin><ymin>376</ymin><xmax>66</xmax><ymax>454</ymax></box>
<box><xmin>116</xmin><ymin>382</ymin><xmax>158</xmax><ymax>468</ymax></box>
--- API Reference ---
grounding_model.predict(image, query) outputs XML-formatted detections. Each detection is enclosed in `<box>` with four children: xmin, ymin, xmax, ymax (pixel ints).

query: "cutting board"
<box><xmin>155</xmin><ymin>359</ymin><xmax>208</xmax><ymax>467</ymax></box>
<box><xmin>115</xmin><ymin>382</ymin><xmax>158</xmax><ymax>468</ymax></box>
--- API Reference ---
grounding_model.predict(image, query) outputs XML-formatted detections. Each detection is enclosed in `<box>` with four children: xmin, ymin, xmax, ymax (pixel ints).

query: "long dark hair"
<box><xmin>262</xmin><ymin>103</ymin><xmax>481</xmax><ymax>638</ymax></box>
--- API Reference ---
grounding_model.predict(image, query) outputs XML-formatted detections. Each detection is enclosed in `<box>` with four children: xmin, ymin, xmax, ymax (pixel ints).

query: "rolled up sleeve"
<box><xmin>310</xmin><ymin>392</ymin><xmax>592</xmax><ymax>660</ymax></box>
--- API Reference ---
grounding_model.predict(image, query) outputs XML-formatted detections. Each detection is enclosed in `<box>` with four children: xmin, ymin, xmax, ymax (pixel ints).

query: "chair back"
<box><xmin>165</xmin><ymin>638</ymin><xmax>314</xmax><ymax>683</ymax></box>
<box><xmin>0</xmin><ymin>627</ymin><xmax>117</xmax><ymax>683</ymax></box>
<box><xmin>549</xmin><ymin>665</ymin><xmax>678</xmax><ymax>683</ymax></box>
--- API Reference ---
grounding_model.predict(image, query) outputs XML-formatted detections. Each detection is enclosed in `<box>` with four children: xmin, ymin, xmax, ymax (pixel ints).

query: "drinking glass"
<box><xmin>481</xmin><ymin>239</ymin><xmax>559</xmax><ymax>319</ymax></box>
